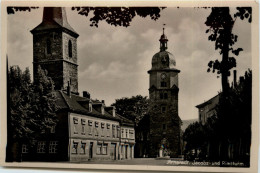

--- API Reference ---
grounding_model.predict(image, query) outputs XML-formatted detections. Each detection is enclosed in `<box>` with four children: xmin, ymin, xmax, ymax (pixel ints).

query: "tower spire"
<box><xmin>31</xmin><ymin>7</ymin><xmax>78</xmax><ymax>37</ymax></box>
<box><xmin>159</xmin><ymin>24</ymin><xmax>168</xmax><ymax>51</ymax></box>
<box><xmin>163</xmin><ymin>24</ymin><xmax>165</xmax><ymax>35</ymax></box>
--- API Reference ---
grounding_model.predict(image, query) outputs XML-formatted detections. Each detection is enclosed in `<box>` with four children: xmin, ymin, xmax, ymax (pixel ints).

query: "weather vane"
<box><xmin>163</xmin><ymin>23</ymin><xmax>166</xmax><ymax>34</ymax></box>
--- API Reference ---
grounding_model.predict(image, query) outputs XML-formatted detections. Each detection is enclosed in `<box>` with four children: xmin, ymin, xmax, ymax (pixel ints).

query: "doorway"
<box><xmin>125</xmin><ymin>145</ymin><xmax>128</xmax><ymax>159</ymax></box>
<box><xmin>89</xmin><ymin>142</ymin><xmax>93</xmax><ymax>159</ymax></box>
<box><xmin>110</xmin><ymin>143</ymin><xmax>116</xmax><ymax>160</ymax></box>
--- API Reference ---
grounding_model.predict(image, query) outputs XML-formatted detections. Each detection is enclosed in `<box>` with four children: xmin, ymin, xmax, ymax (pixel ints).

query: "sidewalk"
<box><xmin>78</xmin><ymin>158</ymin><xmax>170</xmax><ymax>165</ymax></box>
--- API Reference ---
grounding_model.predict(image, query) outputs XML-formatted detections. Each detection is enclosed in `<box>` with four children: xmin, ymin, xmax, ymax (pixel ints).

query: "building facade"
<box><xmin>20</xmin><ymin>7</ymin><xmax>135</xmax><ymax>162</ymax></box>
<box><xmin>135</xmin><ymin>28</ymin><xmax>182</xmax><ymax>158</ymax></box>
<box><xmin>196</xmin><ymin>94</ymin><xmax>220</xmax><ymax>125</ymax></box>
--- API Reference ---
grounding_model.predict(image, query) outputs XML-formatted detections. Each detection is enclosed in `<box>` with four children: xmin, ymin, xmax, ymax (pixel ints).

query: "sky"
<box><xmin>7</xmin><ymin>7</ymin><xmax>251</xmax><ymax>120</ymax></box>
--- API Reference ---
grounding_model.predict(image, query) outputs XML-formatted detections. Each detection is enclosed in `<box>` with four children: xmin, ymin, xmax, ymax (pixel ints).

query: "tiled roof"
<box><xmin>115</xmin><ymin>114</ymin><xmax>135</xmax><ymax>127</ymax></box>
<box><xmin>55</xmin><ymin>91</ymin><xmax>134</xmax><ymax>126</ymax></box>
<box><xmin>56</xmin><ymin>90</ymin><xmax>121</xmax><ymax>122</ymax></box>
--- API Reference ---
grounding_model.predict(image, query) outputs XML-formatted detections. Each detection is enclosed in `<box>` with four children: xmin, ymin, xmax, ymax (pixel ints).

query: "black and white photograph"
<box><xmin>0</xmin><ymin>1</ymin><xmax>259</xmax><ymax>172</ymax></box>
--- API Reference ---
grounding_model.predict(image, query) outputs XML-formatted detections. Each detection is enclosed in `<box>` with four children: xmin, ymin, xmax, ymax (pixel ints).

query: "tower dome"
<box><xmin>151</xmin><ymin>27</ymin><xmax>177</xmax><ymax>70</ymax></box>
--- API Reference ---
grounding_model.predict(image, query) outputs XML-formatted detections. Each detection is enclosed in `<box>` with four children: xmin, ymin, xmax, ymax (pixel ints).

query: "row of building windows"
<box><xmin>73</xmin><ymin>117</ymin><xmax>120</xmax><ymax>138</ymax></box>
<box><xmin>73</xmin><ymin>118</ymin><xmax>116</xmax><ymax>129</ymax></box>
<box><xmin>121</xmin><ymin>129</ymin><xmax>134</xmax><ymax>139</ymax></box>
<box><xmin>72</xmin><ymin>118</ymin><xmax>134</xmax><ymax>139</ymax></box>
<box><xmin>46</xmin><ymin>39</ymin><xmax>72</xmax><ymax>58</ymax></box>
<box><xmin>22</xmin><ymin>141</ymin><xmax>58</xmax><ymax>154</ymax></box>
<box><xmin>71</xmin><ymin>141</ymin><xmax>108</xmax><ymax>155</ymax></box>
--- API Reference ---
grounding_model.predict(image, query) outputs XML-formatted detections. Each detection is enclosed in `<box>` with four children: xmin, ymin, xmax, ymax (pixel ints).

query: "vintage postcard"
<box><xmin>0</xmin><ymin>0</ymin><xmax>259</xmax><ymax>172</ymax></box>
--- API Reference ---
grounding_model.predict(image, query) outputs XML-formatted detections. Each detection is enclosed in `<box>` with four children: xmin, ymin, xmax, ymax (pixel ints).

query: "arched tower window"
<box><xmin>46</xmin><ymin>39</ymin><xmax>51</xmax><ymax>54</ymax></box>
<box><xmin>68</xmin><ymin>40</ymin><xmax>72</xmax><ymax>57</ymax></box>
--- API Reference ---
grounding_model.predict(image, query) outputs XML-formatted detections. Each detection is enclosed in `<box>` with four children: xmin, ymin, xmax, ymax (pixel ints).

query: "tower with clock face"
<box><xmin>147</xmin><ymin>28</ymin><xmax>182</xmax><ymax>158</ymax></box>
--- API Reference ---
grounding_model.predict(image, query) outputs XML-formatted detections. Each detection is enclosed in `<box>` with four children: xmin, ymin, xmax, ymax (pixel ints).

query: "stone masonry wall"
<box><xmin>32</xmin><ymin>30</ymin><xmax>78</xmax><ymax>93</ymax></box>
<box><xmin>63</xmin><ymin>62</ymin><xmax>78</xmax><ymax>93</ymax></box>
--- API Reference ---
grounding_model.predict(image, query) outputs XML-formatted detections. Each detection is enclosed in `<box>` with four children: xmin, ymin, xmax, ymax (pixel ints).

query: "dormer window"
<box><xmin>68</xmin><ymin>40</ymin><xmax>72</xmax><ymax>57</ymax></box>
<box><xmin>46</xmin><ymin>39</ymin><xmax>51</xmax><ymax>54</ymax></box>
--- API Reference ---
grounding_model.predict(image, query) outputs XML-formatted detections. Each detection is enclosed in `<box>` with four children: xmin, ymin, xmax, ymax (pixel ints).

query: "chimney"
<box><xmin>105</xmin><ymin>106</ymin><xmax>116</xmax><ymax>117</ymax></box>
<box><xmin>233</xmin><ymin>70</ymin><xmax>237</xmax><ymax>87</ymax></box>
<box><xmin>83</xmin><ymin>91</ymin><xmax>90</xmax><ymax>99</ymax></box>
<box><xmin>67</xmin><ymin>81</ymin><xmax>71</xmax><ymax>97</ymax></box>
<box><xmin>102</xmin><ymin>100</ymin><xmax>105</xmax><ymax>104</ymax></box>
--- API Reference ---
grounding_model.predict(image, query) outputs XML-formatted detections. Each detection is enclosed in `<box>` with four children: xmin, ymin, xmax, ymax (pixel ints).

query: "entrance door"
<box><xmin>129</xmin><ymin>145</ymin><xmax>132</xmax><ymax>159</ymax></box>
<box><xmin>125</xmin><ymin>145</ymin><xmax>128</xmax><ymax>159</ymax></box>
<box><xmin>110</xmin><ymin>143</ymin><xmax>116</xmax><ymax>160</ymax></box>
<box><xmin>89</xmin><ymin>142</ymin><xmax>93</xmax><ymax>159</ymax></box>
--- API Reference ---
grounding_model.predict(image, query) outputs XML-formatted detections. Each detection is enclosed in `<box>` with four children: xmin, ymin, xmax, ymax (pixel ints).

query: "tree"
<box><xmin>184</xmin><ymin>70</ymin><xmax>252</xmax><ymax>163</ymax></box>
<box><xmin>111</xmin><ymin>95</ymin><xmax>149</xmax><ymax>125</ymax></box>
<box><xmin>30</xmin><ymin>66</ymin><xmax>58</xmax><ymax>137</ymax></box>
<box><xmin>205</xmin><ymin>7</ymin><xmax>251</xmax><ymax>93</ymax></box>
<box><xmin>8</xmin><ymin>66</ymin><xmax>33</xmax><ymax>140</ymax></box>
<box><xmin>183</xmin><ymin>122</ymin><xmax>207</xmax><ymax>160</ymax></box>
<box><xmin>6</xmin><ymin>65</ymin><xmax>57</xmax><ymax>161</ymax></box>
<box><xmin>215</xmin><ymin>70</ymin><xmax>252</xmax><ymax>163</ymax></box>
<box><xmin>205</xmin><ymin>7</ymin><xmax>252</xmax><ymax>164</ymax></box>
<box><xmin>7</xmin><ymin>7</ymin><xmax>164</xmax><ymax>27</ymax></box>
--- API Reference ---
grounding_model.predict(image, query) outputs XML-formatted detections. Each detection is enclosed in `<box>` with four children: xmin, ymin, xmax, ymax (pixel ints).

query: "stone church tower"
<box><xmin>31</xmin><ymin>7</ymin><xmax>79</xmax><ymax>94</ymax></box>
<box><xmin>147</xmin><ymin>28</ymin><xmax>182</xmax><ymax>157</ymax></box>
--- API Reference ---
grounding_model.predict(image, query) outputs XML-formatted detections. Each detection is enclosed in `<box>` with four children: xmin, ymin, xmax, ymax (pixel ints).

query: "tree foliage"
<box><xmin>7</xmin><ymin>7</ymin><xmax>164</xmax><ymax>27</ymax></box>
<box><xmin>8</xmin><ymin>65</ymin><xmax>58</xmax><ymax>141</ymax></box>
<box><xmin>72</xmin><ymin>7</ymin><xmax>164</xmax><ymax>27</ymax></box>
<box><xmin>184</xmin><ymin>70</ymin><xmax>252</xmax><ymax>162</ymax></box>
<box><xmin>9</xmin><ymin>66</ymin><xmax>33</xmax><ymax>139</ymax></box>
<box><xmin>216</xmin><ymin>70</ymin><xmax>252</xmax><ymax>141</ymax></box>
<box><xmin>183</xmin><ymin>121</ymin><xmax>206</xmax><ymax>152</ymax></box>
<box><xmin>111</xmin><ymin>95</ymin><xmax>149</xmax><ymax>125</ymax></box>
<box><xmin>205</xmin><ymin>7</ymin><xmax>251</xmax><ymax>92</ymax></box>
<box><xmin>7</xmin><ymin>7</ymin><xmax>38</xmax><ymax>14</ymax></box>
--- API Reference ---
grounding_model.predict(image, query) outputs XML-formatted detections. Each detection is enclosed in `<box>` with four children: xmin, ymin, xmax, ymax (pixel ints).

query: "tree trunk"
<box><xmin>221</xmin><ymin>28</ymin><xmax>230</xmax><ymax>95</ymax></box>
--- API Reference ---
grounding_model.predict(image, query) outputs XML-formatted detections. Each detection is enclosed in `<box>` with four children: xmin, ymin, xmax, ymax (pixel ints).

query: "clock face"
<box><xmin>161</xmin><ymin>73</ymin><xmax>167</xmax><ymax>79</ymax></box>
